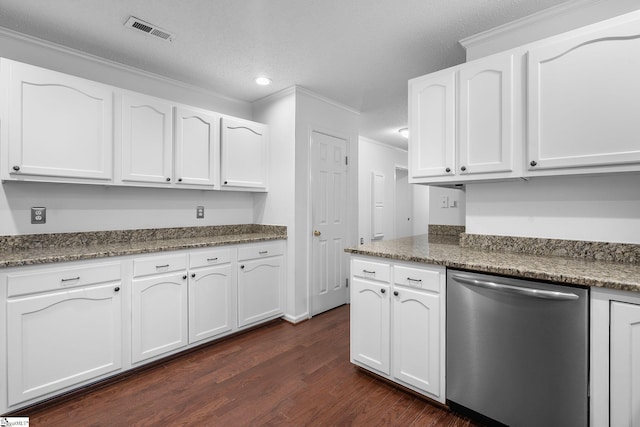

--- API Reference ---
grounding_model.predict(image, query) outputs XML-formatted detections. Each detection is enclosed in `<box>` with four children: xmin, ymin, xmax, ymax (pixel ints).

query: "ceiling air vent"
<box><xmin>124</xmin><ymin>16</ymin><xmax>174</xmax><ymax>42</ymax></box>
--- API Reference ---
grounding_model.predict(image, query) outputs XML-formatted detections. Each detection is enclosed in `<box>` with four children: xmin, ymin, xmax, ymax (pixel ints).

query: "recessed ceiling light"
<box><xmin>398</xmin><ymin>128</ymin><xmax>409</xmax><ymax>138</ymax></box>
<box><xmin>255</xmin><ymin>77</ymin><xmax>272</xmax><ymax>86</ymax></box>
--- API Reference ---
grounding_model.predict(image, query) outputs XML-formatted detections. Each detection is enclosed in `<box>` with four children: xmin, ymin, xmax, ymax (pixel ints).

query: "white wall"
<box><xmin>358</xmin><ymin>137</ymin><xmax>410</xmax><ymax>245</ymax></box>
<box><xmin>460</xmin><ymin>0</ymin><xmax>640</xmax><ymax>244</ymax></box>
<box><xmin>428</xmin><ymin>186</ymin><xmax>465</xmax><ymax>226</ymax></box>
<box><xmin>466</xmin><ymin>175</ymin><xmax>640</xmax><ymax>244</ymax></box>
<box><xmin>0</xmin><ymin>27</ymin><xmax>255</xmax><ymax>235</ymax></box>
<box><xmin>253</xmin><ymin>87</ymin><xmax>359</xmax><ymax>321</ymax></box>
<box><xmin>252</xmin><ymin>89</ymin><xmax>296</xmax><ymax>321</ymax></box>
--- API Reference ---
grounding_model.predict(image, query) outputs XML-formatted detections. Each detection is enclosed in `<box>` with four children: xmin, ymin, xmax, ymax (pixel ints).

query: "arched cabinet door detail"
<box><xmin>3</xmin><ymin>59</ymin><xmax>114</xmax><ymax>182</ymax></box>
<box><xmin>527</xmin><ymin>17</ymin><xmax>640</xmax><ymax>173</ymax></box>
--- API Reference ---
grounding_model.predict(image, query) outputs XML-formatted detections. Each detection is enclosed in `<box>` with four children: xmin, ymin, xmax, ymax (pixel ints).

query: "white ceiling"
<box><xmin>0</xmin><ymin>0</ymin><xmax>570</xmax><ymax>149</ymax></box>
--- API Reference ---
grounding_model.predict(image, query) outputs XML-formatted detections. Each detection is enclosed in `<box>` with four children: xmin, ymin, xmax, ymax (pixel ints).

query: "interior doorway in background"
<box><xmin>394</xmin><ymin>167</ymin><xmax>413</xmax><ymax>239</ymax></box>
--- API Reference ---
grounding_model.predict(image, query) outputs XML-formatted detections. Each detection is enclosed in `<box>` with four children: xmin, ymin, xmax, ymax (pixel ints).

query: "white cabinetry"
<box><xmin>610</xmin><ymin>301</ymin><xmax>640</xmax><ymax>427</ymax></box>
<box><xmin>5</xmin><ymin>262</ymin><xmax>122</xmax><ymax>407</ymax></box>
<box><xmin>591</xmin><ymin>288</ymin><xmax>640</xmax><ymax>427</ymax></box>
<box><xmin>1</xmin><ymin>58</ymin><xmax>113</xmax><ymax>183</ymax></box>
<box><xmin>408</xmin><ymin>70</ymin><xmax>455</xmax><ymax>181</ymax></box>
<box><xmin>409</xmin><ymin>53</ymin><xmax>518</xmax><ymax>184</ymax></box>
<box><xmin>175</xmin><ymin>106</ymin><xmax>220</xmax><ymax>188</ymax></box>
<box><xmin>118</xmin><ymin>92</ymin><xmax>174</xmax><ymax>185</ymax></box>
<box><xmin>188</xmin><ymin>248</ymin><xmax>234</xmax><ymax>344</ymax></box>
<box><xmin>527</xmin><ymin>14</ymin><xmax>640</xmax><ymax>176</ymax></box>
<box><xmin>237</xmin><ymin>241</ymin><xmax>285</xmax><ymax>327</ymax></box>
<box><xmin>221</xmin><ymin>117</ymin><xmax>269</xmax><ymax>191</ymax></box>
<box><xmin>131</xmin><ymin>253</ymin><xmax>189</xmax><ymax>364</ymax></box>
<box><xmin>350</xmin><ymin>255</ymin><xmax>445</xmax><ymax>402</ymax></box>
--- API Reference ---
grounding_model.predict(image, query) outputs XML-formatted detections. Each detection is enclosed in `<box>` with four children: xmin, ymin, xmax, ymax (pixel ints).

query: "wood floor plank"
<box><xmin>20</xmin><ymin>304</ymin><xmax>482</xmax><ymax>426</ymax></box>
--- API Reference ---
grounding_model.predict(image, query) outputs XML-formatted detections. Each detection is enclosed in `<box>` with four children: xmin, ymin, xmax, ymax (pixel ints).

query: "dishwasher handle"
<box><xmin>451</xmin><ymin>274</ymin><xmax>580</xmax><ymax>301</ymax></box>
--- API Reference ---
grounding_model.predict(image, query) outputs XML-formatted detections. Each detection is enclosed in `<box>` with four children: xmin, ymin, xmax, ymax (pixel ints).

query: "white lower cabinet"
<box><xmin>591</xmin><ymin>288</ymin><xmax>640</xmax><ymax>427</ymax></box>
<box><xmin>610</xmin><ymin>301</ymin><xmax>640</xmax><ymax>427</ymax></box>
<box><xmin>131</xmin><ymin>271</ymin><xmax>189</xmax><ymax>364</ymax></box>
<box><xmin>237</xmin><ymin>242</ymin><xmax>285</xmax><ymax>328</ymax></box>
<box><xmin>1</xmin><ymin>240</ymin><xmax>285</xmax><ymax>414</ymax></box>
<box><xmin>5</xmin><ymin>263</ymin><xmax>123</xmax><ymax>407</ymax></box>
<box><xmin>188</xmin><ymin>247</ymin><xmax>235</xmax><ymax>344</ymax></box>
<box><xmin>350</xmin><ymin>256</ymin><xmax>445</xmax><ymax>403</ymax></box>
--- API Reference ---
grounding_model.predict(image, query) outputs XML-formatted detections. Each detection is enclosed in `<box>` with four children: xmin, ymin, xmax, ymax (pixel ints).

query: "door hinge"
<box><xmin>345</xmin><ymin>156</ymin><xmax>348</xmax><ymax>166</ymax></box>
<box><xmin>346</xmin><ymin>278</ymin><xmax>349</xmax><ymax>288</ymax></box>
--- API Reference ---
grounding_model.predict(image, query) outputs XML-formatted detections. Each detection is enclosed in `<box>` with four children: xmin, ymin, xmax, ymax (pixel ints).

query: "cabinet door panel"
<box><xmin>120</xmin><ymin>93</ymin><xmax>173</xmax><ymax>184</ymax></box>
<box><xmin>237</xmin><ymin>256</ymin><xmax>283</xmax><ymax>327</ymax></box>
<box><xmin>409</xmin><ymin>71</ymin><xmax>455</xmax><ymax>179</ymax></box>
<box><xmin>175</xmin><ymin>107</ymin><xmax>220</xmax><ymax>187</ymax></box>
<box><xmin>350</xmin><ymin>278</ymin><xmax>390</xmax><ymax>375</ymax></box>
<box><xmin>7</xmin><ymin>283</ymin><xmax>122</xmax><ymax>405</ymax></box>
<box><xmin>221</xmin><ymin>117</ymin><xmax>268</xmax><ymax>189</ymax></box>
<box><xmin>392</xmin><ymin>287</ymin><xmax>440</xmax><ymax>395</ymax></box>
<box><xmin>459</xmin><ymin>55</ymin><xmax>513</xmax><ymax>175</ymax></box>
<box><xmin>132</xmin><ymin>273</ymin><xmax>188</xmax><ymax>363</ymax></box>
<box><xmin>189</xmin><ymin>264</ymin><xmax>233</xmax><ymax>343</ymax></box>
<box><xmin>5</xmin><ymin>59</ymin><xmax>113</xmax><ymax>181</ymax></box>
<box><xmin>610</xmin><ymin>301</ymin><xmax>640</xmax><ymax>427</ymax></box>
<box><xmin>528</xmin><ymin>17</ymin><xmax>640</xmax><ymax>171</ymax></box>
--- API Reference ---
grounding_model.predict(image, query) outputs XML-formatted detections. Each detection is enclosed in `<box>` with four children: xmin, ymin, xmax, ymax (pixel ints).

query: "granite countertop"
<box><xmin>346</xmin><ymin>234</ymin><xmax>640</xmax><ymax>293</ymax></box>
<box><xmin>0</xmin><ymin>225</ymin><xmax>286</xmax><ymax>269</ymax></box>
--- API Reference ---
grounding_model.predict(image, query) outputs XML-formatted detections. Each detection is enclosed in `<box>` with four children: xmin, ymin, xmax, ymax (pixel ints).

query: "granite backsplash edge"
<box><xmin>0</xmin><ymin>225</ymin><xmax>287</xmax><ymax>251</ymax></box>
<box><xmin>460</xmin><ymin>233</ymin><xmax>640</xmax><ymax>264</ymax></box>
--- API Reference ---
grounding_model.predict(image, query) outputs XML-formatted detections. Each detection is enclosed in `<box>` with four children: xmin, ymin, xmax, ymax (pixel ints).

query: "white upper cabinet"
<box><xmin>527</xmin><ymin>14</ymin><xmax>640</xmax><ymax>175</ymax></box>
<box><xmin>221</xmin><ymin>117</ymin><xmax>269</xmax><ymax>191</ymax></box>
<box><xmin>174</xmin><ymin>106</ymin><xmax>220</xmax><ymax>188</ymax></box>
<box><xmin>1</xmin><ymin>59</ymin><xmax>113</xmax><ymax>183</ymax></box>
<box><xmin>409</xmin><ymin>53</ymin><xmax>518</xmax><ymax>184</ymax></box>
<box><xmin>117</xmin><ymin>92</ymin><xmax>173</xmax><ymax>185</ymax></box>
<box><xmin>458</xmin><ymin>54</ymin><xmax>515</xmax><ymax>176</ymax></box>
<box><xmin>408</xmin><ymin>70</ymin><xmax>455</xmax><ymax>180</ymax></box>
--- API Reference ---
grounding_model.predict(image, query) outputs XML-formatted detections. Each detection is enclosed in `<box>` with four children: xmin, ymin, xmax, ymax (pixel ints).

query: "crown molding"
<box><xmin>0</xmin><ymin>26</ymin><xmax>247</xmax><ymax>106</ymax></box>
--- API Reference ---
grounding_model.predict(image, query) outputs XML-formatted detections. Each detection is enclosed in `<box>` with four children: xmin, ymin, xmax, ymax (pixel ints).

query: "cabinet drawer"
<box><xmin>133</xmin><ymin>253</ymin><xmax>187</xmax><ymax>277</ymax></box>
<box><xmin>7</xmin><ymin>262</ymin><xmax>121</xmax><ymax>297</ymax></box>
<box><xmin>190</xmin><ymin>247</ymin><xmax>233</xmax><ymax>268</ymax></box>
<box><xmin>352</xmin><ymin>258</ymin><xmax>390</xmax><ymax>283</ymax></box>
<box><xmin>237</xmin><ymin>241</ymin><xmax>284</xmax><ymax>260</ymax></box>
<box><xmin>393</xmin><ymin>264</ymin><xmax>443</xmax><ymax>293</ymax></box>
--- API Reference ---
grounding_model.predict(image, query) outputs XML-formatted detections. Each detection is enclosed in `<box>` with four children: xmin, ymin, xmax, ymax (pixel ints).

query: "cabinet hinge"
<box><xmin>346</xmin><ymin>278</ymin><xmax>349</xmax><ymax>288</ymax></box>
<box><xmin>345</xmin><ymin>156</ymin><xmax>349</xmax><ymax>166</ymax></box>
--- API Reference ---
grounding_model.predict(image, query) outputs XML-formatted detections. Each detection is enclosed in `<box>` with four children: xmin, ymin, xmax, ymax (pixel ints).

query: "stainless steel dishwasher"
<box><xmin>446</xmin><ymin>269</ymin><xmax>588</xmax><ymax>427</ymax></box>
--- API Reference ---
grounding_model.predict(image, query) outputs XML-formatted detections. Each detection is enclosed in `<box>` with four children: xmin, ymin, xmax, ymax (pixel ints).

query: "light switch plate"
<box><xmin>31</xmin><ymin>207</ymin><xmax>46</xmax><ymax>224</ymax></box>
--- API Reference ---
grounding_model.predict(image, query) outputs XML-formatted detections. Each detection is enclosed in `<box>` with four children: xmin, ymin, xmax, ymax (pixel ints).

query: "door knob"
<box><xmin>313</xmin><ymin>230</ymin><xmax>321</xmax><ymax>236</ymax></box>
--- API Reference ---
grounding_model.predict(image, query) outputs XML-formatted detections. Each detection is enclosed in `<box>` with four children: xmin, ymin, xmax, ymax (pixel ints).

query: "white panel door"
<box><xmin>132</xmin><ymin>272</ymin><xmax>188</xmax><ymax>363</ymax></box>
<box><xmin>237</xmin><ymin>256</ymin><xmax>284</xmax><ymax>327</ymax></box>
<box><xmin>371</xmin><ymin>171</ymin><xmax>385</xmax><ymax>240</ymax></box>
<box><xmin>311</xmin><ymin>131</ymin><xmax>349</xmax><ymax>316</ymax></box>
<box><xmin>408</xmin><ymin>70</ymin><xmax>455</xmax><ymax>179</ymax></box>
<box><xmin>188</xmin><ymin>264</ymin><xmax>233</xmax><ymax>344</ymax></box>
<box><xmin>4</xmin><ymin>59</ymin><xmax>113</xmax><ymax>181</ymax></box>
<box><xmin>174</xmin><ymin>106</ymin><xmax>220</xmax><ymax>188</ymax></box>
<box><xmin>611</xmin><ymin>301</ymin><xmax>640</xmax><ymax>427</ymax></box>
<box><xmin>350</xmin><ymin>278</ymin><xmax>390</xmax><ymax>375</ymax></box>
<box><xmin>527</xmin><ymin>16</ymin><xmax>640</xmax><ymax>172</ymax></box>
<box><xmin>7</xmin><ymin>283</ymin><xmax>122</xmax><ymax>406</ymax></box>
<box><xmin>221</xmin><ymin>117</ymin><xmax>268</xmax><ymax>189</ymax></box>
<box><xmin>458</xmin><ymin>54</ymin><xmax>514</xmax><ymax>175</ymax></box>
<box><xmin>119</xmin><ymin>93</ymin><xmax>173</xmax><ymax>184</ymax></box>
<box><xmin>392</xmin><ymin>286</ymin><xmax>440</xmax><ymax>396</ymax></box>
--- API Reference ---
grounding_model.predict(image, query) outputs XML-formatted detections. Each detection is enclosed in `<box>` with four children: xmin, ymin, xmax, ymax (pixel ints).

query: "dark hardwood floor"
<box><xmin>20</xmin><ymin>304</ymin><xmax>481</xmax><ymax>426</ymax></box>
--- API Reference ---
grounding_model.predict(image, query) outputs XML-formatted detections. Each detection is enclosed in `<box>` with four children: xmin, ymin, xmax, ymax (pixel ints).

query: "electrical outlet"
<box><xmin>31</xmin><ymin>207</ymin><xmax>46</xmax><ymax>224</ymax></box>
<box><xmin>440</xmin><ymin>196</ymin><xmax>448</xmax><ymax>209</ymax></box>
<box><xmin>196</xmin><ymin>206</ymin><xmax>205</xmax><ymax>219</ymax></box>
